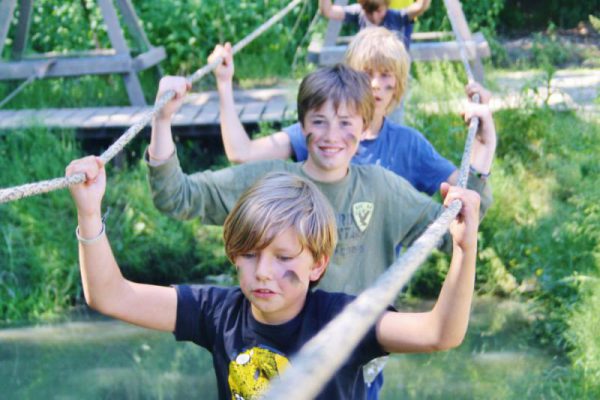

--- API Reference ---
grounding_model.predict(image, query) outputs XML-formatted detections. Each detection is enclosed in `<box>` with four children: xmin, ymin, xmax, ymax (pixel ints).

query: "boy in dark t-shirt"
<box><xmin>319</xmin><ymin>0</ymin><xmax>431</xmax><ymax>49</ymax></box>
<box><xmin>66</xmin><ymin>160</ymin><xmax>481</xmax><ymax>399</ymax></box>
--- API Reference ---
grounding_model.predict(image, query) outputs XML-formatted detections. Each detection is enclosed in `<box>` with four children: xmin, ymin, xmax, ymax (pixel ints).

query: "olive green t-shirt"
<box><xmin>148</xmin><ymin>153</ymin><xmax>491</xmax><ymax>295</ymax></box>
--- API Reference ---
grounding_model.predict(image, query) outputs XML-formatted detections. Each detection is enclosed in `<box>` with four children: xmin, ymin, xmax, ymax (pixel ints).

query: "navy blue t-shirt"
<box><xmin>284</xmin><ymin>118</ymin><xmax>456</xmax><ymax>196</ymax></box>
<box><xmin>174</xmin><ymin>285</ymin><xmax>388</xmax><ymax>400</ymax></box>
<box><xmin>343</xmin><ymin>4</ymin><xmax>413</xmax><ymax>49</ymax></box>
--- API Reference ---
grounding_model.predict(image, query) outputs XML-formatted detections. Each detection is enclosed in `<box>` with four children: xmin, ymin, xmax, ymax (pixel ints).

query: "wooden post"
<box><xmin>97</xmin><ymin>0</ymin><xmax>146</xmax><ymax>106</ymax></box>
<box><xmin>443</xmin><ymin>0</ymin><xmax>485</xmax><ymax>82</ymax></box>
<box><xmin>0</xmin><ymin>0</ymin><xmax>18</xmax><ymax>57</ymax></box>
<box><xmin>115</xmin><ymin>0</ymin><xmax>152</xmax><ymax>51</ymax></box>
<box><xmin>12</xmin><ymin>0</ymin><xmax>33</xmax><ymax>60</ymax></box>
<box><xmin>323</xmin><ymin>0</ymin><xmax>348</xmax><ymax>46</ymax></box>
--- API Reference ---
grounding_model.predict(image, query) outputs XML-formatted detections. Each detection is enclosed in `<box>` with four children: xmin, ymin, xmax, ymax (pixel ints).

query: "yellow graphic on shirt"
<box><xmin>352</xmin><ymin>202</ymin><xmax>374</xmax><ymax>232</ymax></box>
<box><xmin>228</xmin><ymin>346</ymin><xmax>290</xmax><ymax>400</ymax></box>
<box><xmin>389</xmin><ymin>0</ymin><xmax>414</xmax><ymax>10</ymax></box>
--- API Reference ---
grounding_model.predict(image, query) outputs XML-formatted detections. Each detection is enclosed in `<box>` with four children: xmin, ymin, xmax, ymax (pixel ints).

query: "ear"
<box><xmin>309</xmin><ymin>255</ymin><xmax>329</xmax><ymax>282</ymax></box>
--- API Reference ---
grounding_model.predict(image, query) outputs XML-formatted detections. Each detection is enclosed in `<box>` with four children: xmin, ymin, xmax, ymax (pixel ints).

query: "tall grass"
<box><xmin>0</xmin><ymin>127</ymin><xmax>231</xmax><ymax>323</ymax></box>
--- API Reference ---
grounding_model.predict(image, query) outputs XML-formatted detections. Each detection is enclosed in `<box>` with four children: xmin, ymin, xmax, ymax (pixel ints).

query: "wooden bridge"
<box><xmin>0</xmin><ymin>88</ymin><xmax>296</xmax><ymax>136</ymax></box>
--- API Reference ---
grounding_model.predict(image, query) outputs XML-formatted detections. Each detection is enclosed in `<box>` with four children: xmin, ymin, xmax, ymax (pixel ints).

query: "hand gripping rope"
<box><xmin>0</xmin><ymin>0</ymin><xmax>304</xmax><ymax>205</ymax></box>
<box><xmin>262</xmin><ymin>8</ymin><xmax>484</xmax><ymax>400</ymax></box>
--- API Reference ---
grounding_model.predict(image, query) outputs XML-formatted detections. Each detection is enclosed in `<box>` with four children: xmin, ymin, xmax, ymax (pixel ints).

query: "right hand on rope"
<box><xmin>465</xmin><ymin>82</ymin><xmax>492</xmax><ymax>104</ymax></box>
<box><xmin>66</xmin><ymin>156</ymin><xmax>106</xmax><ymax>217</ymax></box>
<box><xmin>440</xmin><ymin>183</ymin><xmax>480</xmax><ymax>250</ymax></box>
<box><xmin>155</xmin><ymin>76</ymin><xmax>191</xmax><ymax>121</ymax></box>
<box><xmin>209</xmin><ymin>43</ymin><xmax>234</xmax><ymax>86</ymax></box>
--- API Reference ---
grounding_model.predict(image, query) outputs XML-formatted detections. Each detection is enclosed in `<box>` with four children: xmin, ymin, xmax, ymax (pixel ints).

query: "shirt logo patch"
<box><xmin>352</xmin><ymin>202</ymin><xmax>374</xmax><ymax>232</ymax></box>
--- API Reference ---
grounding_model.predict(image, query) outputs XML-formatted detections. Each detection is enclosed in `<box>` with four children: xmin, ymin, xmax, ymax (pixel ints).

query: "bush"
<box><xmin>0</xmin><ymin>127</ymin><xmax>231</xmax><ymax>322</ymax></box>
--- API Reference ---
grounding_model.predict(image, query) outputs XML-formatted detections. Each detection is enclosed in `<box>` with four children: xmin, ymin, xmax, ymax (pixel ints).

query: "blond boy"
<box><xmin>66</xmin><ymin>161</ymin><xmax>480</xmax><ymax>399</ymax></box>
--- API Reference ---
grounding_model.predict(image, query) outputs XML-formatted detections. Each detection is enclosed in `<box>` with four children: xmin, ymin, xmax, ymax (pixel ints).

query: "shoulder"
<box><xmin>309</xmin><ymin>290</ymin><xmax>356</xmax><ymax>319</ymax></box>
<box><xmin>283</xmin><ymin>122</ymin><xmax>302</xmax><ymax>136</ymax></box>
<box><xmin>176</xmin><ymin>285</ymin><xmax>242</xmax><ymax>309</ymax></box>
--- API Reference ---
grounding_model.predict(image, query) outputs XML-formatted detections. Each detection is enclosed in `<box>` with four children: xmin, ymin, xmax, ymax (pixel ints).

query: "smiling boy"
<box><xmin>66</xmin><ymin>162</ymin><xmax>481</xmax><ymax>399</ymax></box>
<box><xmin>212</xmin><ymin>28</ymin><xmax>494</xmax><ymax>197</ymax></box>
<box><xmin>146</xmin><ymin>64</ymin><xmax>492</xmax><ymax>296</ymax></box>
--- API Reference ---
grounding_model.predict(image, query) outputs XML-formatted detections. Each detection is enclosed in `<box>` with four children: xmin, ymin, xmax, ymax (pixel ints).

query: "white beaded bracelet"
<box><xmin>75</xmin><ymin>223</ymin><xmax>106</xmax><ymax>245</ymax></box>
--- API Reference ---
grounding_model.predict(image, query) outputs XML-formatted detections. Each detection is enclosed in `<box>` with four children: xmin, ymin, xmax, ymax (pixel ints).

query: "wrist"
<box><xmin>77</xmin><ymin>211</ymin><xmax>102</xmax><ymax>224</ymax></box>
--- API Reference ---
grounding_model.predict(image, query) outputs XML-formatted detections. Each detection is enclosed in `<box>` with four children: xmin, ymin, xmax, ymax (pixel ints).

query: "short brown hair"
<box><xmin>223</xmin><ymin>172</ymin><xmax>337</xmax><ymax>287</ymax></box>
<box><xmin>297</xmin><ymin>64</ymin><xmax>374</xmax><ymax>128</ymax></box>
<box><xmin>345</xmin><ymin>27</ymin><xmax>410</xmax><ymax>113</ymax></box>
<box><xmin>359</xmin><ymin>0</ymin><xmax>390</xmax><ymax>13</ymax></box>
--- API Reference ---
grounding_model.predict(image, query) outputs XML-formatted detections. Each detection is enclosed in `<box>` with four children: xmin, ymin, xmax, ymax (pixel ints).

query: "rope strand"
<box><xmin>263</xmin><ymin>6</ymin><xmax>486</xmax><ymax>398</ymax></box>
<box><xmin>0</xmin><ymin>0</ymin><xmax>304</xmax><ymax>205</ymax></box>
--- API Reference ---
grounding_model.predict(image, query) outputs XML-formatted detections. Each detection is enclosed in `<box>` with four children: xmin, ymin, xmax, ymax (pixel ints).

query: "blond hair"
<box><xmin>297</xmin><ymin>64</ymin><xmax>374</xmax><ymax>128</ymax></box>
<box><xmin>223</xmin><ymin>172</ymin><xmax>337</xmax><ymax>287</ymax></box>
<box><xmin>345</xmin><ymin>27</ymin><xmax>410</xmax><ymax>113</ymax></box>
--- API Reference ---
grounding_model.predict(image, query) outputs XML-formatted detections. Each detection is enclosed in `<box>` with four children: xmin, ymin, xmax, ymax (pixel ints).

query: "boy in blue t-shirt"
<box><xmin>66</xmin><ymin>158</ymin><xmax>481</xmax><ymax>399</ymax></box>
<box><xmin>319</xmin><ymin>0</ymin><xmax>431</xmax><ymax>49</ymax></box>
<box><xmin>211</xmin><ymin>27</ymin><xmax>494</xmax><ymax>197</ymax></box>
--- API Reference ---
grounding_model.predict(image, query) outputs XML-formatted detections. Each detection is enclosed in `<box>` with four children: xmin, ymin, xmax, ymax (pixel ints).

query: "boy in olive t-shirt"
<box><xmin>145</xmin><ymin>64</ymin><xmax>495</xmax><ymax>296</ymax></box>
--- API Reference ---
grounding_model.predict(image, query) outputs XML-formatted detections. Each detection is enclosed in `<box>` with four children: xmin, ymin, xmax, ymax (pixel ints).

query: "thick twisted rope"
<box><xmin>0</xmin><ymin>0</ymin><xmax>304</xmax><ymax>205</ymax></box>
<box><xmin>263</xmin><ymin>7</ymin><xmax>485</xmax><ymax>399</ymax></box>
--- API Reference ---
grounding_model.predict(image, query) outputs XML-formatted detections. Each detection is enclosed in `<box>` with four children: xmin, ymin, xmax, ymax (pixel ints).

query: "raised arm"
<box><xmin>209</xmin><ymin>43</ymin><xmax>292</xmax><ymax>163</ymax></box>
<box><xmin>376</xmin><ymin>183</ymin><xmax>479</xmax><ymax>353</ymax></box>
<box><xmin>148</xmin><ymin>76</ymin><xmax>191</xmax><ymax>163</ymax></box>
<box><xmin>319</xmin><ymin>0</ymin><xmax>345</xmax><ymax>20</ymax></box>
<box><xmin>404</xmin><ymin>0</ymin><xmax>431</xmax><ymax>20</ymax></box>
<box><xmin>66</xmin><ymin>157</ymin><xmax>177</xmax><ymax>332</ymax></box>
<box><xmin>446</xmin><ymin>83</ymin><xmax>496</xmax><ymax>186</ymax></box>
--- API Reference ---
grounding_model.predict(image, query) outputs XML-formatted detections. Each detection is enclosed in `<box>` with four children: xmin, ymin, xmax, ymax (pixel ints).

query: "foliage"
<box><xmin>567</xmin><ymin>279</ymin><xmax>600</xmax><ymax>396</ymax></box>
<box><xmin>0</xmin><ymin>127</ymin><xmax>231</xmax><ymax>322</ymax></box>
<box><xmin>498</xmin><ymin>0</ymin><xmax>600</xmax><ymax>32</ymax></box>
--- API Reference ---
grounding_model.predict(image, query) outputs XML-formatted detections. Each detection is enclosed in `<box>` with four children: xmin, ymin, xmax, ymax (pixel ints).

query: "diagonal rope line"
<box><xmin>0</xmin><ymin>0</ymin><xmax>304</xmax><ymax>205</ymax></box>
<box><xmin>264</xmin><ymin>6</ymin><xmax>485</xmax><ymax>398</ymax></box>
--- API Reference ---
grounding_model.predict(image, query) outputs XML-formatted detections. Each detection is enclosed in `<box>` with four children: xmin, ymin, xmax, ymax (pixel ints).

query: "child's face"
<box><xmin>366</xmin><ymin>6</ymin><xmax>388</xmax><ymax>25</ymax></box>
<box><xmin>235</xmin><ymin>228</ymin><xmax>326</xmax><ymax>325</ymax></box>
<box><xmin>302</xmin><ymin>100</ymin><xmax>365</xmax><ymax>181</ymax></box>
<box><xmin>367</xmin><ymin>68</ymin><xmax>396</xmax><ymax>117</ymax></box>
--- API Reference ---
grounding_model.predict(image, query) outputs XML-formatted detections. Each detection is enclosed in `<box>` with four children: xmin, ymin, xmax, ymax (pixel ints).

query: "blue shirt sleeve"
<box><xmin>343</xmin><ymin>4</ymin><xmax>361</xmax><ymax>27</ymax></box>
<box><xmin>173</xmin><ymin>285</ymin><xmax>230</xmax><ymax>349</ymax></box>
<box><xmin>283</xmin><ymin>122</ymin><xmax>309</xmax><ymax>162</ymax></box>
<box><xmin>407</xmin><ymin>128</ymin><xmax>456</xmax><ymax>195</ymax></box>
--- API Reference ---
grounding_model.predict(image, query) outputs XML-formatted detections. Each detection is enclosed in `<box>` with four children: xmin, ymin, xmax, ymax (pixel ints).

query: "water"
<box><xmin>0</xmin><ymin>298</ymin><xmax>560</xmax><ymax>399</ymax></box>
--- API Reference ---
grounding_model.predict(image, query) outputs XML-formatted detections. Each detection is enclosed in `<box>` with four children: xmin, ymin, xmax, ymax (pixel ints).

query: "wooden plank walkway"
<box><xmin>0</xmin><ymin>88</ymin><xmax>297</xmax><ymax>131</ymax></box>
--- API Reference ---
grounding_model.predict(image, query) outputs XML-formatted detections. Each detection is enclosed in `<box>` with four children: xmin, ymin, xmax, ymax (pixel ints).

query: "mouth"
<box><xmin>252</xmin><ymin>288</ymin><xmax>277</xmax><ymax>299</ymax></box>
<box><xmin>317</xmin><ymin>145</ymin><xmax>344</xmax><ymax>156</ymax></box>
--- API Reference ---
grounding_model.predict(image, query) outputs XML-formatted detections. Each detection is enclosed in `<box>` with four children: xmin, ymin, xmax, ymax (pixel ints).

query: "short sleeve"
<box><xmin>173</xmin><ymin>285</ymin><xmax>230</xmax><ymax>349</ymax></box>
<box><xmin>410</xmin><ymin>132</ymin><xmax>456</xmax><ymax>195</ymax></box>
<box><xmin>283</xmin><ymin>123</ymin><xmax>309</xmax><ymax>162</ymax></box>
<box><xmin>343</xmin><ymin>4</ymin><xmax>361</xmax><ymax>26</ymax></box>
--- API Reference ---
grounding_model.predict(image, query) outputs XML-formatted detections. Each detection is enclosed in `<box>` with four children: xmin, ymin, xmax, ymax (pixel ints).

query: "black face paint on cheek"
<box><xmin>305</xmin><ymin>132</ymin><xmax>313</xmax><ymax>147</ymax></box>
<box><xmin>282</xmin><ymin>270</ymin><xmax>301</xmax><ymax>286</ymax></box>
<box><xmin>344</xmin><ymin>132</ymin><xmax>359</xmax><ymax>145</ymax></box>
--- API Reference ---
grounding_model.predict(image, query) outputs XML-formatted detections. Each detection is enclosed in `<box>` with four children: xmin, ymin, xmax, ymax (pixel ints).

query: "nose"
<box><xmin>255</xmin><ymin>255</ymin><xmax>274</xmax><ymax>281</ymax></box>
<box><xmin>371</xmin><ymin>74</ymin><xmax>381</xmax><ymax>90</ymax></box>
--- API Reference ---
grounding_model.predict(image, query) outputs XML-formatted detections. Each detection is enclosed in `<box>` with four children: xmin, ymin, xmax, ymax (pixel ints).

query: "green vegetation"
<box><xmin>2</xmin><ymin>0</ymin><xmax>599</xmax><ymax>396</ymax></box>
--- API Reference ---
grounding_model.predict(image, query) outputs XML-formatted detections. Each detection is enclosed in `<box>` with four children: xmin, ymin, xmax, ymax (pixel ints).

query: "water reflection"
<box><xmin>1</xmin><ymin>299</ymin><xmax>558</xmax><ymax>399</ymax></box>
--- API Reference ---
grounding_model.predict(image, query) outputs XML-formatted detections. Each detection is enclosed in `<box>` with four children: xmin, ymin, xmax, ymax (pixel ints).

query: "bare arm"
<box><xmin>404</xmin><ymin>0</ymin><xmax>431</xmax><ymax>20</ymax></box>
<box><xmin>148</xmin><ymin>77</ymin><xmax>191</xmax><ymax>162</ymax></box>
<box><xmin>66</xmin><ymin>157</ymin><xmax>177</xmax><ymax>332</ymax></box>
<box><xmin>445</xmin><ymin>83</ymin><xmax>496</xmax><ymax>186</ymax></box>
<box><xmin>319</xmin><ymin>0</ymin><xmax>345</xmax><ymax>20</ymax></box>
<box><xmin>209</xmin><ymin>44</ymin><xmax>292</xmax><ymax>163</ymax></box>
<box><xmin>376</xmin><ymin>184</ymin><xmax>479</xmax><ymax>353</ymax></box>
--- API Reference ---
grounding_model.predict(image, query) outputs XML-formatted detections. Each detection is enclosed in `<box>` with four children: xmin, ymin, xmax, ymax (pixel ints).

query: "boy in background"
<box><xmin>319</xmin><ymin>0</ymin><xmax>431</xmax><ymax>49</ymax></box>
<box><xmin>211</xmin><ymin>28</ymin><xmax>493</xmax><ymax>198</ymax></box>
